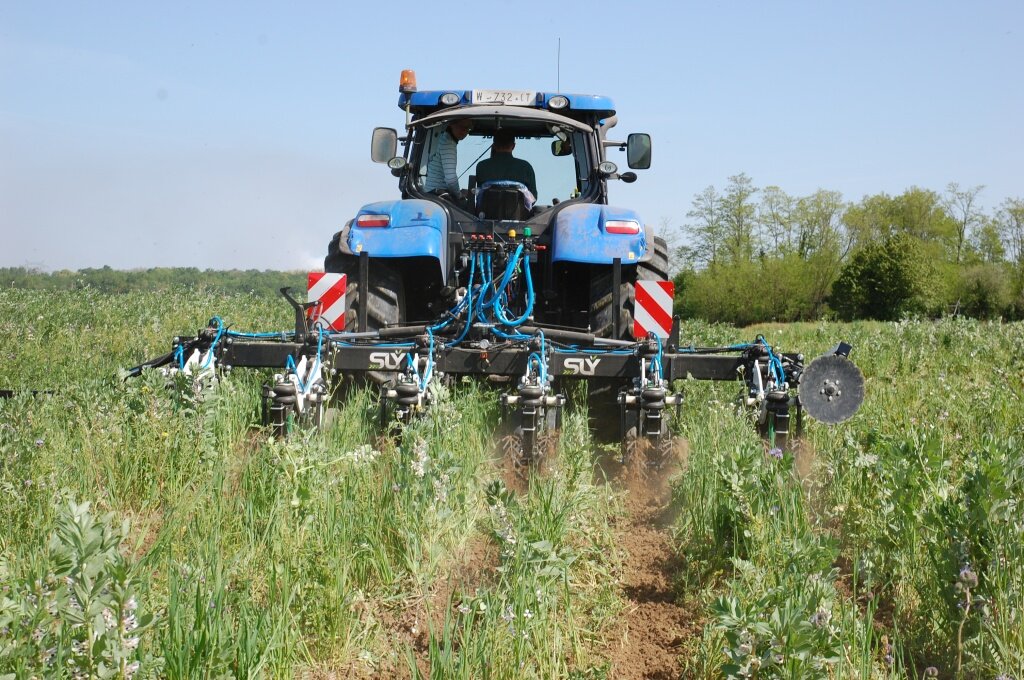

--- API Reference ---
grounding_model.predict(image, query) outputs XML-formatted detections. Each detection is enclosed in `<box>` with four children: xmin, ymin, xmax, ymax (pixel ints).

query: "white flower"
<box><xmin>101</xmin><ymin>608</ymin><xmax>116</xmax><ymax>629</ymax></box>
<box><xmin>411</xmin><ymin>439</ymin><xmax>430</xmax><ymax>478</ymax></box>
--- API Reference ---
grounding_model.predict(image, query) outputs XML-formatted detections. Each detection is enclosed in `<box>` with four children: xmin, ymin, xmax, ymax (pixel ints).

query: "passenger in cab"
<box><xmin>475</xmin><ymin>130</ymin><xmax>537</xmax><ymax>201</ymax></box>
<box><xmin>424</xmin><ymin>119</ymin><xmax>472</xmax><ymax>196</ymax></box>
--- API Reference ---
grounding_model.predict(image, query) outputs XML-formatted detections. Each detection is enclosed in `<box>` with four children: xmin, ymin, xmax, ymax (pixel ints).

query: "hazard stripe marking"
<box><xmin>307</xmin><ymin>273</ymin><xmax>347</xmax><ymax>331</ymax></box>
<box><xmin>634</xmin><ymin>280</ymin><xmax>674</xmax><ymax>339</ymax></box>
<box><xmin>308</xmin><ymin>273</ymin><xmax>340</xmax><ymax>301</ymax></box>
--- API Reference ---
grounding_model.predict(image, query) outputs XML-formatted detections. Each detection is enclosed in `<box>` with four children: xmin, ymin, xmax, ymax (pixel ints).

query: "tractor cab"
<box><xmin>369</xmin><ymin>71</ymin><xmax>652</xmax><ymax>224</ymax></box>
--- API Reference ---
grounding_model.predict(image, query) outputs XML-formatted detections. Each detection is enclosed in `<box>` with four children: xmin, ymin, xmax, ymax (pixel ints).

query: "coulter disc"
<box><xmin>798</xmin><ymin>355</ymin><xmax>865</xmax><ymax>424</ymax></box>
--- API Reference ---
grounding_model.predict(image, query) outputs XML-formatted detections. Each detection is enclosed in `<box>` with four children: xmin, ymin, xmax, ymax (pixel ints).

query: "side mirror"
<box><xmin>371</xmin><ymin>127</ymin><xmax>398</xmax><ymax>163</ymax></box>
<box><xmin>626</xmin><ymin>133</ymin><xmax>652</xmax><ymax>169</ymax></box>
<box><xmin>551</xmin><ymin>139</ymin><xmax>573</xmax><ymax>157</ymax></box>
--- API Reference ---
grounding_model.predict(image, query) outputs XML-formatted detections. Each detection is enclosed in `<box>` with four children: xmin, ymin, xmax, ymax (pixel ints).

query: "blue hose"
<box><xmin>757</xmin><ymin>336</ymin><xmax>786</xmax><ymax>385</ymax></box>
<box><xmin>450</xmin><ymin>253</ymin><xmax>478</xmax><ymax>346</ymax></box>
<box><xmin>201</xmin><ymin>317</ymin><xmax>226</xmax><ymax>369</ymax></box>
<box><xmin>493</xmin><ymin>255</ymin><xmax>534</xmax><ymax>327</ymax></box>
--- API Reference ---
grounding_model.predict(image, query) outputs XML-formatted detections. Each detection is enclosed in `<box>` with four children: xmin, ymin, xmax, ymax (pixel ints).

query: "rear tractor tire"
<box><xmin>324</xmin><ymin>251</ymin><xmax>405</xmax><ymax>386</ymax></box>
<box><xmin>587</xmin><ymin>236</ymin><xmax>670</xmax><ymax>442</ymax></box>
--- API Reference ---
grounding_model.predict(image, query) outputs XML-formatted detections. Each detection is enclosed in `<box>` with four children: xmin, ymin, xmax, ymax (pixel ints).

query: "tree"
<box><xmin>843</xmin><ymin>189</ymin><xmax>956</xmax><ymax>260</ymax></box>
<box><xmin>973</xmin><ymin>218</ymin><xmax>1005</xmax><ymax>264</ymax></box>
<box><xmin>719</xmin><ymin>173</ymin><xmax>758</xmax><ymax>263</ymax></box>
<box><xmin>657</xmin><ymin>216</ymin><xmax>686</xmax><ymax>276</ymax></box>
<box><xmin>997</xmin><ymin>197</ymin><xmax>1024</xmax><ymax>267</ymax></box>
<box><xmin>684</xmin><ymin>185</ymin><xmax>725</xmax><ymax>267</ymax></box>
<box><xmin>889</xmin><ymin>187</ymin><xmax>957</xmax><ymax>259</ymax></box>
<box><xmin>793</xmin><ymin>189</ymin><xmax>847</xmax><ymax>259</ymax></box>
<box><xmin>842</xmin><ymin>193</ymin><xmax>894</xmax><ymax>248</ymax></box>
<box><xmin>758</xmin><ymin>186</ymin><xmax>794</xmax><ymax>254</ymax></box>
<box><xmin>830</xmin><ymin>233</ymin><xmax>938</xmax><ymax>321</ymax></box>
<box><xmin>955</xmin><ymin>264</ymin><xmax>1011</xmax><ymax>318</ymax></box>
<box><xmin>944</xmin><ymin>183</ymin><xmax>985</xmax><ymax>265</ymax></box>
<box><xmin>792</xmin><ymin>189</ymin><xmax>848</xmax><ymax>316</ymax></box>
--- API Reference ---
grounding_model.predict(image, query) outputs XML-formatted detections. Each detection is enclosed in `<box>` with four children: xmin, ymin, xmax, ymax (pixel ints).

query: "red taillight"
<box><xmin>605</xmin><ymin>219</ymin><xmax>640</xmax><ymax>235</ymax></box>
<box><xmin>356</xmin><ymin>214</ymin><xmax>390</xmax><ymax>228</ymax></box>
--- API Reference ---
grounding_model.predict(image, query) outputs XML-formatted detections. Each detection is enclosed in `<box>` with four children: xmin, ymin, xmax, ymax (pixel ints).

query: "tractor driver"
<box><xmin>474</xmin><ymin>130</ymin><xmax>538</xmax><ymax>201</ymax></box>
<box><xmin>424</xmin><ymin>118</ymin><xmax>472</xmax><ymax>197</ymax></box>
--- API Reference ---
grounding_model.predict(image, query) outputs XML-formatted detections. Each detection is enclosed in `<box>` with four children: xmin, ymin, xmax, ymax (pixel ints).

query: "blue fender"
<box><xmin>550</xmin><ymin>204</ymin><xmax>648</xmax><ymax>265</ymax></box>
<box><xmin>347</xmin><ymin>199</ymin><xmax>449</xmax><ymax>281</ymax></box>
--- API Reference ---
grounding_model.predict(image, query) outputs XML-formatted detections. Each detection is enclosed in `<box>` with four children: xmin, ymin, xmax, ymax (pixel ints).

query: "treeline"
<box><xmin>668</xmin><ymin>175</ymin><xmax>1024</xmax><ymax>324</ymax></box>
<box><xmin>1</xmin><ymin>266</ymin><xmax>306</xmax><ymax>296</ymax></box>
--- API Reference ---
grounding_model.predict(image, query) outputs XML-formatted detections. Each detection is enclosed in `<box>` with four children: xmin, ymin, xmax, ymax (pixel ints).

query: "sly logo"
<box><xmin>369</xmin><ymin>350</ymin><xmax>406</xmax><ymax>371</ymax></box>
<box><xmin>563</xmin><ymin>357</ymin><xmax>601</xmax><ymax>376</ymax></box>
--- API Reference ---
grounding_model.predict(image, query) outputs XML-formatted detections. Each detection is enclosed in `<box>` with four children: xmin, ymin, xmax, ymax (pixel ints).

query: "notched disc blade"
<box><xmin>798</xmin><ymin>354</ymin><xmax>865</xmax><ymax>424</ymax></box>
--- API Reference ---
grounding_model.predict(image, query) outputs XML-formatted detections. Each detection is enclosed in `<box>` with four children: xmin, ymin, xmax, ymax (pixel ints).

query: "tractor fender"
<box><xmin>638</xmin><ymin>223</ymin><xmax>662</xmax><ymax>265</ymax></box>
<box><xmin>329</xmin><ymin>220</ymin><xmax>356</xmax><ymax>257</ymax></box>
<box><xmin>346</xmin><ymin>199</ymin><xmax>448</xmax><ymax>280</ymax></box>
<box><xmin>550</xmin><ymin>204</ymin><xmax>647</xmax><ymax>265</ymax></box>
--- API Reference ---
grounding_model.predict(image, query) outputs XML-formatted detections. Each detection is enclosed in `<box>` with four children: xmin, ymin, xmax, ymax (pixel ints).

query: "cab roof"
<box><xmin>398</xmin><ymin>90</ymin><xmax>616</xmax><ymax>121</ymax></box>
<box><xmin>410</xmin><ymin>105</ymin><xmax>593</xmax><ymax>134</ymax></box>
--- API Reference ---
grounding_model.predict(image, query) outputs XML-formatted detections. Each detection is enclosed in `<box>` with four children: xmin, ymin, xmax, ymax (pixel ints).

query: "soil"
<box><xmin>397</xmin><ymin>533</ymin><xmax>501</xmax><ymax>679</ymax></box>
<box><xmin>337</xmin><ymin>435</ymin><xmax>704</xmax><ymax>679</ymax></box>
<box><xmin>601</xmin><ymin>438</ymin><xmax>705</xmax><ymax>680</ymax></box>
<box><xmin>371</xmin><ymin>523</ymin><xmax>501</xmax><ymax>679</ymax></box>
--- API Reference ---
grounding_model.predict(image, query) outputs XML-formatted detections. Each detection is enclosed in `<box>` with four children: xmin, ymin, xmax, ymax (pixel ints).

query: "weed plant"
<box><xmin>674</xmin><ymin>318</ymin><xmax>1024</xmax><ymax>678</ymax></box>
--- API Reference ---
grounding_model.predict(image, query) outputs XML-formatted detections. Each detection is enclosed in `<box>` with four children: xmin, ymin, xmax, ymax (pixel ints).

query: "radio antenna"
<box><xmin>557</xmin><ymin>37</ymin><xmax>561</xmax><ymax>91</ymax></box>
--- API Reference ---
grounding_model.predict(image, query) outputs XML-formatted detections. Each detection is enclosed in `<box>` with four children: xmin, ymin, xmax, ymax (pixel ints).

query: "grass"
<box><xmin>2</xmin><ymin>288</ymin><xmax>1023</xmax><ymax>678</ymax></box>
<box><xmin>0</xmin><ymin>289</ymin><xmax>621</xmax><ymax>678</ymax></box>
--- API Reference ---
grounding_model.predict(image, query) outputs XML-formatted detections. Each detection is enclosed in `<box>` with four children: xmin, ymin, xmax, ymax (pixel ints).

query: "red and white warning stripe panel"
<box><xmin>633</xmin><ymin>280</ymin><xmax>675</xmax><ymax>339</ymax></box>
<box><xmin>307</xmin><ymin>272</ymin><xmax>347</xmax><ymax>331</ymax></box>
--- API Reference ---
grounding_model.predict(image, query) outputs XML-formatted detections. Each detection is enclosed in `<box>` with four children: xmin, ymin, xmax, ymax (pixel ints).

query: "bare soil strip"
<box><xmin>602</xmin><ymin>446</ymin><xmax>703</xmax><ymax>679</ymax></box>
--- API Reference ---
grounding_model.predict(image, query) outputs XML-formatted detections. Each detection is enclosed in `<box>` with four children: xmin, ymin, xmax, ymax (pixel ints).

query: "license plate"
<box><xmin>471</xmin><ymin>89</ymin><xmax>536</xmax><ymax>106</ymax></box>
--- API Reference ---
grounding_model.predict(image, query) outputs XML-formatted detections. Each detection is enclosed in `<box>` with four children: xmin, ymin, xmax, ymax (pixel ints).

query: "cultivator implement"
<box><xmin>126</xmin><ymin>247</ymin><xmax>864</xmax><ymax>467</ymax></box>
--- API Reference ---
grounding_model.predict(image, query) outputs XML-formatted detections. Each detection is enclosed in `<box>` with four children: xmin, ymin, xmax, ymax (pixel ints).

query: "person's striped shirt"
<box><xmin>424</xmin><ymin>130</ymin><xmax>460</xmax><ymax>194</ymax></box>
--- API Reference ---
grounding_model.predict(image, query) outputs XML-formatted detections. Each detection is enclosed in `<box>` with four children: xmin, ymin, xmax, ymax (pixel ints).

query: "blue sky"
<box><xmin>2</xmin><ymin>0</ymin><xmax>1021</xmax><ymax>270</ymax></box>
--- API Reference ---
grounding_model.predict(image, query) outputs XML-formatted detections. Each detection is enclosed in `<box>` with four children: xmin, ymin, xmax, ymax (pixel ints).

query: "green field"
<box><xmin>1</xmin><ymin>288</ymin><xmax>1022</xmax><ymax>678</ymax></box>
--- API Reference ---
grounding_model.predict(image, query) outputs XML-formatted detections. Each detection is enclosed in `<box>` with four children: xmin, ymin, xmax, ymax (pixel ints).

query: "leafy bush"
<box><xmin>829</xmin><ymin>234</ymin><xmax>939</xmax><ymax>320</ymax></box>
<box><xmin>0</xmin><ymin>501</ymin><xmax>157</xmax><ymax>679</ymax></box>
<box><xmin>674</xmin><ymin>253</ymin><xmax>837</xmax><ymax>325</ymax></box>
<box><xmin>954</xmin><ymin>263</ymin><xmax>1013</xmax><ymax>318</ymax></box>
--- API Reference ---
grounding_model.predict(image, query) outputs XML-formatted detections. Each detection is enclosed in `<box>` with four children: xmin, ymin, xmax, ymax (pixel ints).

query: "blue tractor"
<box><xmin>124</xmin><ymin>71</ymin><xmax>864</xmax><ymax>467</ymax></box>
<box><xmin>324</xmin><ymin>70</ymin><xmax>667</xmax><ymax>340</ymax></box>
